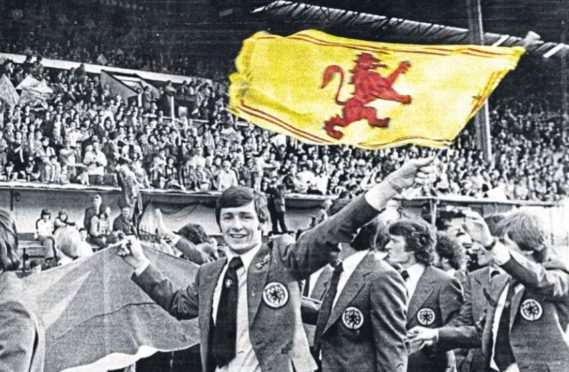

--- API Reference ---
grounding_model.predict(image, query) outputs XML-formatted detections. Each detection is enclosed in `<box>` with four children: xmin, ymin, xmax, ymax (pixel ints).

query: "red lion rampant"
<box><xmin>320</xmin><ymin>53</ymin><xmax>412</xmax><ymax>139</ymax></box>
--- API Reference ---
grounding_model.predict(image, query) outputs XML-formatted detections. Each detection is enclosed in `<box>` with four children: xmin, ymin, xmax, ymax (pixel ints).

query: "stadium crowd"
<box><xmin>1</xmin><ymin>2</ymin><xmax>568</xmax><ymax>204</ymax></box>
<box><xmin>1</xmin><ymin>55</ymin><xmax>568</xmax><ymax>203</ymax></box>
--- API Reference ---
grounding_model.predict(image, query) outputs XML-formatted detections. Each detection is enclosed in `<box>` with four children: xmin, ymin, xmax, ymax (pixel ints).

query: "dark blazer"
<box><xmin>407</xmin><ymin>265</ymin><xmax>463</xmax><ymax>372</ymax></box>
<box><xmin>0</xmin><ymin>272</ymin><xmax>45</xmax><ymax>372</ymax></box>
<box><xmin>319</xmin><ymin>252</ymin><xmax>408</xmax><ymax>372</ymax></box>
<box><xmin>83</xmin><ymin>205</ymin><xmax>100</xmax><ymax>233</ymax></box>
<box><xmin>310</xmin><ymin>265</ymin><xmax>333</xmax><ymax>301</ymax></box>
<box><xmin>449</xmin><ymin>266</ymin><xmax>492</xmax><ymax>372</ymax></box>
<box><xmin>437</xmin><ymin>253</ymin><xmax>569</xmax><ymax>372</ymax></box>
<box><xmin>133</xmin><ymin>195</ymin><xmax>378</xmax><ymax>372</ymax></box>
<box><xmin>112</xmin><ymin>214</ymin><xmax>136</xmax><ymax>235</ymax></box>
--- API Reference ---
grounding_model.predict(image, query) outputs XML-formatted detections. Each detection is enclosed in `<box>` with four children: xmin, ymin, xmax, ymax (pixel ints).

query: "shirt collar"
<box><xmin>342</xmin><ymin>250</ymin><xmax>370</xmax><ymax>276</ymax></box>
<box><xmin>406</xmin><ymin>263</ymin><xmax>426</xmax><ymax>281</ymax></box>
<box><xmin>446</xmin><ymin>268</ymin><xmax>456</xmax><ymax>277</ymax></box>
<box><xmin>225</xmin><ymin>244</ymin><xmax>263</xmax><ymax>271</ymax></box>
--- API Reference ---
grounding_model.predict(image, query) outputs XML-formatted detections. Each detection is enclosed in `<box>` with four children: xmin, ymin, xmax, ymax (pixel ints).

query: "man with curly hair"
<box><xmin>386</xmin><ymin>218</ymin><xmax>463</xmax><ymax>372</ymax></box>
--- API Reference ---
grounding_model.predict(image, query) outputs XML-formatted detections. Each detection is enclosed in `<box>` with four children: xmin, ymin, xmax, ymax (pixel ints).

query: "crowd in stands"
<box><xmin>1</xmin><ymin>54</ymin><xmax>569</xmax><ymax>204</ymax></box>
<box><xmin>0</xmin><ymin>0</ymin><xmax>231</xmax><ymax>80</ymax></box>
<box><xmin>1</xmin><ymin>0</ymin><xmax>568</xmax><ymax>203</ymax></box>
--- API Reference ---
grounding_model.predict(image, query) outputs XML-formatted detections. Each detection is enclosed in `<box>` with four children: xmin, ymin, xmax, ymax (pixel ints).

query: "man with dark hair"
<box><xmin>314</xmin><ymin>217</ymin><xmax>408</xmax><ymax>372</ymax></box>
<box><xmin>118</xmin><ymin>158</ymin><xmax>436</xmax><ymax>372</ymax></box>
<box><xmin>386</xmin><ymin>219</ymin><xmax>463</xmax><ymax>372</ymax></box>
<box><xmin>409</xmin><ymin>210</ymin><xmax>569</xmax><ymax>372</ymax></box>
<box><xmin>434</xmin><ymin>232</ymin><xmax>467</xmax><ymax>285</ymax></box>
<box><xmin>113</xmin><ymin>204</ymin><xmax>136</xmax><ymax>235</ymax></box>
<box><xmin>84</xmin><ymin>194</ymin><xmax>102</xmax><ymax>230</ymax></box>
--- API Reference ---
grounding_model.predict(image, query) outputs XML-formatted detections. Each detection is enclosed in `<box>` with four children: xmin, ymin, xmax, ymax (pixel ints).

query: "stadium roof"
<box><xmin>249</xmin><ymin>1</ymin><xmax>568</xmax><ymax>58</ymax></box>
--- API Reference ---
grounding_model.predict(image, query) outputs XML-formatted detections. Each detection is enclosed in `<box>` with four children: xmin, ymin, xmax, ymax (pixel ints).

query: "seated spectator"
<box><xmin>90</xmin><ymin>206</ymin><xmax>113</xmax><ymax>249</ymax></box>
<box><xmin>54</xmin><ymin>209</ymin><xmax>74</xmax><ymax>233</ymax></box>
<box><xmin>113</xmin><ymin>204</ymin><xmax>136</xmax><ymax>235</ymax></box>
<box><xmin>35</xmin><ymin>208</ymin><xmax>57</xmax><ymax>260</ymax></box>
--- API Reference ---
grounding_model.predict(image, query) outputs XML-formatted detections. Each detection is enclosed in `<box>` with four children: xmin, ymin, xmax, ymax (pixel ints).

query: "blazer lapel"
<box><xmin>407</xmin><ymin>266</ymin><xmax>436</xmax><ymax>325</ymax></box>
<box><xmin>199</xmin><ymin>259</ymin><xmax>226</xmax><ymax>332</ymax></box>
<box><xmin>247</xmin><ymin>244</ymin><xmax>271</xmax><ymax>328</ymax></box>
<box><xmin>311</xmin><ymin>265</ymin><xmax>333</xmax><ymax>300</ymax></box>
<box><xmin>324</xmin><ymin>253</ymin><xmax>375</xmax><ymax>333</ymax></box>
<box><xmin>509</xmin><ymin>283</ymin><xmax>525</xmax><ymax>330</ymax></box>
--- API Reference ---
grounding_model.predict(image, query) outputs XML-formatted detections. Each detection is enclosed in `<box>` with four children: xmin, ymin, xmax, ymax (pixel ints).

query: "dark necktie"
<box><xmin>211</xmin><ymin>257</ymin><xmax>243</xmax><ymax>368</ymax></box>
<box><xmin>494</xmin><ymin>280</ymin><xmax>517</xmax><ymax>371</ymax></box>
<box><xmin>314</xmin><ymin>262</ymin><xmax>344</xmax><ymax>353</ymax></box>
<box><xmin>401</xmin><ymin>269</ymin><xmax>410</xmax><ymax>281</ymax></box>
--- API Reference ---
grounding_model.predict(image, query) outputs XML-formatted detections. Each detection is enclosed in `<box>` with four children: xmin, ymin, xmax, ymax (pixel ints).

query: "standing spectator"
<box><xmin>217</xmin><ymin>159</ymin><xmax>238</xmax><ymax>191</ymax></box>
<box><xmin>83</xmin><ymin>139</ymin><xmax>107</xmax><ymax>186</ymax></box>
<box><xmin>83</xmin><ymin>194</ymin><xmax>103</xmax><ymax>234</ymax></box>
<box><xmin>59</xmin><ymin>140</ymin><xmax>77</xmax><ymax>182</ymax></box>
<box><xmin>267</xmin><ymin>182</ymin><xmax>288</xmax><ymax>234</ymax></box>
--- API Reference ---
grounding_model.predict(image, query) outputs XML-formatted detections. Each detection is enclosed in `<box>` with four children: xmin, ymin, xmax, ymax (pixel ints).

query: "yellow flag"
<box><xmin>229</xmin><ymin>30</ymin><xmax>524</xmax><ymax>149</ymax></box>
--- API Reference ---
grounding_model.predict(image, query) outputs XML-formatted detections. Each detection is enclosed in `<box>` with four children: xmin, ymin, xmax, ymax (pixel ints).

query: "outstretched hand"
<box><xmin>115</xmin><ymin>235</ymin><xmax>149</xmax><ymax>271</ymax></box>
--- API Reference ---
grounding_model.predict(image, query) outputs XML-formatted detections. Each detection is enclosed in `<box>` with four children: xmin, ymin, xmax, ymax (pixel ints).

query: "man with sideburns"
<box><xmin>117</xmin><ymin>158</ymin><xmax>436</xmax><ymax>372</ymax></box>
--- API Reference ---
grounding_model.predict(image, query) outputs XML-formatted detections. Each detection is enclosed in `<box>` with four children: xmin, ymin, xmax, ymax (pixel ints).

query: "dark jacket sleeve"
<box><xmin>501</xmin><ymin>253</ymin><xmax>569</xmax><ymax>299</ymax></box>
<box><xmin>0</xmin><ymin>302</ymin><xmax>38</xmax><ymax>372</ymax></box>
<box><xmin>371</xmin><ymin>269</ymin><xmax>408</xmax><ymax>372</ymax></box>
<box><xmin>448</xmin><ymin>274</ymin><xmax>475</xmax><ymax>327</ymax></box>
<box><xmin>437</xmin><ymin>317</ymin><xmax>484</xmax><ymax>351</ymax></box>
<box><xmin>132</xmin><ymin>263</ymin><xmax>200</xmax><ymax>320</ymax></box>
<box><xmin>278</xmin><ymin>195</ymin><xmax>379</xmax><ymax>280</ymax></box>
<box><xmin>300</xmin><ymin>296</ymin><xmax>322</xmax><ymax>325</ymax></box>
<box><xmin>440</xmin><ymin>276</ymin><xmax>464</xmax><ymax>325</ymax></box>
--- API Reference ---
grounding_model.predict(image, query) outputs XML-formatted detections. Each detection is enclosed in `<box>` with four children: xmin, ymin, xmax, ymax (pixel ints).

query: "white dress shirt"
<box><xmin>332</xmin><ymin>250</ymin><xmax>369</xmax><ymax>307</ymax></box>
<box><xmin>212</xmin><ymin>245</ymin><xmax>263</xmax><ymax>372</ymax></box>
<box><xmin>404</xmin><ymin>263</ymin><xmax>426</xmax><ymax>301</ymax></box>
<box><xmin>488</xmin><ymin>240</ymin><xmax>521</xmax><ymax>372</ymax></box>
<box><xmin>134</xmin><ymin>245</ymin><xmax>264</xmax><ymax>372</ymax></box>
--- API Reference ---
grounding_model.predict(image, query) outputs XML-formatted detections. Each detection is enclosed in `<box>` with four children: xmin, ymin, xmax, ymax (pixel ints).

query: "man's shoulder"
<box><xmin>425</xmin><ymin>265</ymin><xmax>458</xmax><ymax>285</ymax></box>
<box><xmin>469</xmin><ymin>266</ymin><xmax>490</xmax><ymax>281</ymax></box>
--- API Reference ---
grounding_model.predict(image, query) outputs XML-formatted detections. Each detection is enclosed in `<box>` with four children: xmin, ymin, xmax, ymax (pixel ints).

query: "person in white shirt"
<box><xmin>35</xmin><ymin>208</ymin><xmax>57</xmax><ymax>260</ymax></box>
<box><xmin>116</xmin><ymin>158</ymin><xmax>437</xmax><ymax>372</ymax></box>
<box><xmin>217</xmin><ymin>159</ymin><xmax>238</xmax><ymax>191</ymax></box>
<box><xmin>83</xmin><ymin>139</ymin><xmax>107</xmax><ymax>186</ymax></box>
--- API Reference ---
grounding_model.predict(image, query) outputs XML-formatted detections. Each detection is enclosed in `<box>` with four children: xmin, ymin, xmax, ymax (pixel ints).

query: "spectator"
<box><xmin>113</xmin><ymin>204</ymin><xmax>136</xmax><ymax>235</ymax></box>
<box><xmin>83</xmin><ymin>194</ymin><xmax>103</xmax><ymax>234</ymax></box>
<box><xmin>90</xmin><ymin>206</ymin><xmax>113</xmax><ymax>249</ymax></box>
<box><xmin>83</xmin><ymin>139</ymin><xmax>107</xmax><ymax>186</ymax></box>
<box><xmin>266</xmin><ymin>182</ymin><xmax>288</xmax><ymax>234</ymax></box>
<box><xmin>35</xmin><ymin>208</ymin><xmax>57</xmax><ymax>260</ymax></box>
<box><xmin>54</xmin><ymin>209</ymin><xmax>74</xmax><ymax>233</ymax></box>
<box><xmin>217</xmin><ymin>159</ymin><xmax>238</xmax><ymax>191</ymax></box>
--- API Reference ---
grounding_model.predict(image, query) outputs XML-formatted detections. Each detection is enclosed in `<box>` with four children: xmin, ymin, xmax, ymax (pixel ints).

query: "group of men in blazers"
<box><xmin>116</xmin><ymin>157</ymin><xmax>569</xmax><ymax>372</ymax></box>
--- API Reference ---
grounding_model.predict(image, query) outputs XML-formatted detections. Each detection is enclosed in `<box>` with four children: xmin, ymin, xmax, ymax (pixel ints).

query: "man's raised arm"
<box><xmin>279</xmin><ymin>158</ymin><xmax>437</xmax><ymax>280</ymax></box>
